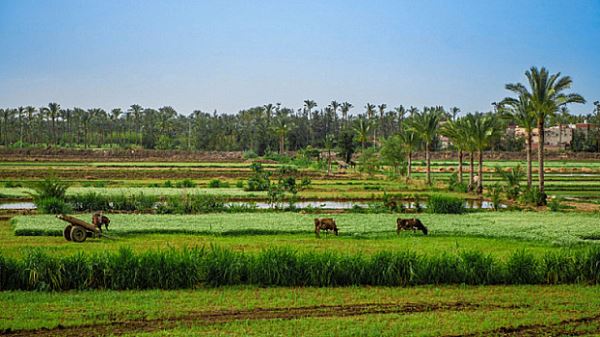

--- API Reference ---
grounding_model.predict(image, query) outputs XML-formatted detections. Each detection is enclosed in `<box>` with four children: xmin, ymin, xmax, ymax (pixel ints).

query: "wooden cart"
<box><xmin>57</xmin><ymin>214</ymin><xmax>101</xmax><ymax>242</ymax></box>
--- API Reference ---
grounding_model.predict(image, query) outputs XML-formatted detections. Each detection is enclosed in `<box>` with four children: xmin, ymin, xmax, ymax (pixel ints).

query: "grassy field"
<box><xmin>2</xmin><ymin>285</ymin><xmax>600</xmax><ymax>336</ymax></box>
<box><xmin>12</xmin><ymin>212</ymin><xmax>600</xmax><ymax>245</ymax></box>
<box><xmin>3</xmin><ymin>158</ymin><xmax>600</xmax><ymax>336</ymax></box>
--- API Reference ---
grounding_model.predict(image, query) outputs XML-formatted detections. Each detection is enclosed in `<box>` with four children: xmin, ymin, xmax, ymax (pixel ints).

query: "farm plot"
<box><xmin>12</xmin><ymin>212</ymin><xmax>600</xmax><ymax>245</ymax></box>
<box><xmin>2</xmin><ymin>285</ymin><xmax>600</xmax><ymax>336</ymax></box>
<box><xmin>0</xmin><ymin>187</ymin><xmax>266</xmax><ymax>198</ymax></box>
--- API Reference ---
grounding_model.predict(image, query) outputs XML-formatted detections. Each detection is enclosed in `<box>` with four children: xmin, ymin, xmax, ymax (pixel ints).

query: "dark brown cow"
<box><xmin>92</xmin><ymin>211</ymin><xmax>110</xmax><ymax>233</ymax></box>
<box><xmin>314</xmin><ymin>218</ymin><xmax>338</xmax><ymax>238</ymax></box>
<box><xmin>396</xmin><ymin>218</ymin><xmax>428</xmax><ymax>235</ymax></box>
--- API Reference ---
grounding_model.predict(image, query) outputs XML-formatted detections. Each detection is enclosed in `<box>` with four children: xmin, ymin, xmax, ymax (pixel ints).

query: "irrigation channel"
<box><xmin>0</xmin><ymin>200</ymin><xmax>504</xmax><ymax>210</ymax></box>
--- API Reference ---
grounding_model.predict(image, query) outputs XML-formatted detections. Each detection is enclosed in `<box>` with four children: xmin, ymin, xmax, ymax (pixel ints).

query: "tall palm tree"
<box><xmin>505</xmin><ymin>67</ymin><xmax>585</xmax><ymax>198</ymax></box>
<box><xmin>128</xmin><ymin>104</ymin><xmax>144</xmax><ymax>145</ymax></box>
<box><xmin>353</xmin><ymin>117</ymin><xmax>371</xmax><ymax>151</ymax></box>
<box><xmin>449</xmin><ymin>107</ymin><xmax>461</xmax><ymax>121</ymax></box>
<box><xmin>465</xmin><ymin>113</ymin><xmax>502</xmax><ymax>194</ymax></box>
<box><xmin>273</xmin><ymin>114</ymin><xmax>292</xmax><ymax>154</ymax></box>
<box><xmin>365</xmin><ymin>103</ymin><xmax>376</xmax><ymax>145</ymax></box>
<box><xmin>340</xmin><ymin>102</ymin><xmax>353</xmax><ymax>121</ymax></box>
<box><xmin>405</xmin><ymin>108</ymin><xmax>442</xmax><ymax>185</ymax></box>
<box><xmin>24</xmin><ymin>106</ymin><xmax>36</xmax><ymax>145</ymax></box>
<box><xmin>43</xmin><ymin>102</ymin><xmax>60</xmax><ymax>145</ymax></box>
<box><xmin>440</xmin><ymin>117</ymin><xmax>467</xmax><ymax>184</ymax></box>
<box><xmin>394</xmin><ymin>105</ymin><xmax>406</xmax><ymax>131</ymax></box>
<box><xmin>377</xmin><ymin>103</ymin><xmax>387</xmax><ymax>141</ymax></box>
<box><xmin>500</xmin><ymin>94</ymin><xmax>536</xmax><ymax>188</ymax></box>
<box><xmin>399</xmin><ymin>128</ymin><xmax>419</xmax><ymax>182</ymax></box>
<box><xmin>330</xmin><ymin>101</ymin><xmax>340</xmax><ymax>119</ymax></box>
<box><xmin>263</xmin><ymin>104</ymin><xmax>275</xmax><ymax>123</ymax></box>
<box><xmin>16</xmin><ymin>107</ymin><xmax>25</xmax><ymax>147</ymax></box>
<box><xmin>110</xmin><ymin>108</ymin><xmax>123</xmax><ymax>147</ymax></box>
<box><xmin>303</xmin><ymin>100</ymin><xmax>317</xmax><ymax>116</ymax></box>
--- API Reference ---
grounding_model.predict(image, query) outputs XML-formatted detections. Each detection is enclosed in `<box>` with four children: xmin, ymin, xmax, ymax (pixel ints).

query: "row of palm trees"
<box><xmin>374</xmin><ymin>66</ymin><xmax>585</xmax><ymax>201</ymax></box>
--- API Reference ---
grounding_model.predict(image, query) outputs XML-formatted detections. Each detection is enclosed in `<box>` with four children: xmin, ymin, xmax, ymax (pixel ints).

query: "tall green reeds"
<box><xmin>1</xmin><ymin>246</ymin><xmax>599</xmax><ymax>291</ymax></box>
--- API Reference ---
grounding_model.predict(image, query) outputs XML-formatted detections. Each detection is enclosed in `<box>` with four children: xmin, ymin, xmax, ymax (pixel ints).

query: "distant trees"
<box><xmin>405</xmin><ymin>107</ymin><xmax>442</xmax><ymax>185</ymax></box>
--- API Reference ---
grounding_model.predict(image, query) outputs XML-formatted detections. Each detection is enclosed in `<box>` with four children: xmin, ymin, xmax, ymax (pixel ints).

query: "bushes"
<box><xmin>2</xmin><ymin>246</ymin><xmax>600</xmax><ymax>291</ymax></box>
<box><xmin>36</xmin><ymin>197</ymin><xmax>72</xmax><ymax>214</ymax></box>
<box><xmin>208</xmin><ymin>179</ymin><xmax>229</xmax><ymax>188</ymax></box>
<box><xmin>427</xmin><ymin>194</ymin><xmax>465</xmax><ymax>214</ymax></box>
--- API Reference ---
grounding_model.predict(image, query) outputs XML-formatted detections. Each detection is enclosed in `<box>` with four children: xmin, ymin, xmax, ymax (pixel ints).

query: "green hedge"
<box><xmin>1</xmin><ymin>247</ymin><xmax>600</xmax><ymax>291</ymax></box>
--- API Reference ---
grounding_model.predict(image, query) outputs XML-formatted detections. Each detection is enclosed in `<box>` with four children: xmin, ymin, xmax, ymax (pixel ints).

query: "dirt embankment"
<box><xmin>3</xmin><ymin>148</ymin><xmax>600</xmax><ymax>163</ymax></box>
<box><xmin>0</xmin><ymin>148</ymin><xmax>247</xmax><ymax>162</ymax></box>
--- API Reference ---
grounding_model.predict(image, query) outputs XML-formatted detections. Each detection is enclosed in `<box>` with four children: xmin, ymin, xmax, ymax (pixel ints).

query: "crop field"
<box><xmin>2</xmin><ymin>158</ymin><xmax>600</xmax><ymax>336</ymax></box>
<box><xmin>11</xmin><ymin>212</ymin><xmax>600</xmax><ymax>246</ymax></box>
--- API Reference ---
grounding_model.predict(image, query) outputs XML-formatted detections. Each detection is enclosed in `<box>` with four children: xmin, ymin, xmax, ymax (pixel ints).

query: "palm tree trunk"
<box><xmin>458</xmin><ymin>149</ymin><xmax>463</xmax><ymax>184</ymax></box>
<box><xmin>477</xmin><ymin>150</ymin><xmax>484</xmax><ymax>194</ymax></box>
<box><xmin>327</xmin><ymin>149</ymin><xmax>332</xmax><ymax>176</ymax></box>
<box><xmin>406</xmin><ymin>151</ymin><xmax>412</xmax><ymax>183</ymax></box>
<box><xmin>469</xmin><ymin>151</ymin><xmax>475</xmax><ymax>192</ymax></box>
<box><xmin>426</xmin><ymin>142</ymin><xmax>431</xmax><ymax>185</ymax></box>
<box><xmin>537</xmin><ymin>120</ymin><xmax>546</xmax><ymax>202</ymax></box>
<box><xmin>526</xmin><ymin>132</ymin><xmax>532</xmax><ymax>189</ymax></box>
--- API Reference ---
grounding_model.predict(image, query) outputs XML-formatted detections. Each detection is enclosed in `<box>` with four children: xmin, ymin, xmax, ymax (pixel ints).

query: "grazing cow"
<box><xmin>314</xmin><ymin>218</ymin><xmax>339</xmax><ymax>238</ymax></box>
<box><xmin>92</xmin><ymin>211</ymin><xmax>110</xmax><ymax>233</ymax></box>
<box><xmin>396</xmin><ymin>218</ymin><xmax>428</xmax><ymax>235</ymax></box>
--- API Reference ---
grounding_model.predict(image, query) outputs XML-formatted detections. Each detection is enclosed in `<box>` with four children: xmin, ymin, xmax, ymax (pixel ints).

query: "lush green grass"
<box><xmin>2</xmin><ymin>285</ymin><xmax>600</xmax><ymax>335</ymax></box>
<box><xmin>12</xmin><ymin>212</ymin><xmax>600</xmax><ymax>245</ymax></box>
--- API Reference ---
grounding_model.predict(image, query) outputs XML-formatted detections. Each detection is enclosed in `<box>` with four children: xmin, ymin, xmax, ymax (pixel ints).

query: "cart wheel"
<box><xmin>70</xmin><ymin>226</ymin><xmax>87</xmax><ymax>243</ymax></box>
<box><xmin>63</xmin><ymin>225</ymin><xmax>73</xmax><ymax>241</ymax></box>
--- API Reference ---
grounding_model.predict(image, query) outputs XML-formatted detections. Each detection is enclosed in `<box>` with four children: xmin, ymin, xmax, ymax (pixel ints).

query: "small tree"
<box><xmin>380</xmin><ymin>135</ymin><xmax>405</xmax><ymax>176</ymax></box>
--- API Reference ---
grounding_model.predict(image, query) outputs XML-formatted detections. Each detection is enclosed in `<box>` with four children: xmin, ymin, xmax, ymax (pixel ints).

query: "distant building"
<box><xmin>513</xmin><ymin>124</ymin><xmax>581</xmax><ymax>150</ymax></box>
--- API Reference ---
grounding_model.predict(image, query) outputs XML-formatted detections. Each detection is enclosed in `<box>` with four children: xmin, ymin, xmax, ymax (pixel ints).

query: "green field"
<box><xmin>3</xmin><ymin>158</ymin><xmax>600</xmax><ymax>336</ymax></box>
<box><xmin>12</xmin><ymin>212</ymin><xmax>600</xmax><ymax>245</ymax></box>
<box><xmin>2</xmin><ymin>285</ymin><xmax>600</xmax><ymax>336</ymax></box>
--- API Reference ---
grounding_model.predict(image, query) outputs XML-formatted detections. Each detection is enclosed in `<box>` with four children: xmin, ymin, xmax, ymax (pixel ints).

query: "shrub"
<box><xmin>547</xmin><ymin>197</ymin><xmax>563</xmax><ymax>212</ymax></box>
<box><xmin>520</xmin><ymin>187</ymin><xmax>547</xmax><ymax>206</ymax></box>
<box><xmin>29</xmin><ymin>177</ymin><xmax>69</xmax><ymax>200</ymax></box>
<box><xmin>163</xmin><ymin>180</ymin><xmax>173</xmax><ymax>188</ymax></box>
<box><xmin>242</xmin><ymin>150</ymin><xmax>258</xmax><ymax>159</ymax></box>
<box><xmin>447</xmin><ymin>173</ymin><xmax>468</xmax><ymax>193</ymax></box>
<box><xmin>236</xmin><ymin>180</ymin><xmax>244</xmax><ymax>188</ymax></box>
<box><xmin>175</xmin><ymin>179</ymin><xmax>196</xmax><ymax>188</ymax></box>
<box><xmin>36</xmin><ymin>197</ymin><xmax>72</xmax><ymax>214</ymax></box>
<box><xmin>208</xmin><ymin>179</ymin><xmax>229</xmax><ymax>188</ymax></box>
<box><xmin>427</xmin><ymin>194</ymin><xmax>465</xmax><ymax>214</ymax></box>
<box><xmin>4</xmin><ymin>181</ymin><xmax>23</xmax><ymax>188</ymax></box>
<box><xmin>487</xmin><ymin>184</ymin><xmax>503</xmax><ymax>211</ymax></box>
<box><xmin>69</xmin><ymin>192</ymin><xmax>110</xmax><ymax>212</ymax></box>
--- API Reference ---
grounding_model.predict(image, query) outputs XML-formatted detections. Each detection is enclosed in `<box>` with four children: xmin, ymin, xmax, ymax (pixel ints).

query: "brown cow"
<box><xmin>314</xmin><ymin>218</ymin><xmax>338</xmax><ymax>238</ymax></box>
<box><xmin>92</xmin><ymin>211</ymin><xmax>110</xmax><ymax>233</ymax></box>
<box><xmin>397</xmin><ymin>218</ymin><xmax>428</xmax><ymax>235</ymax></box>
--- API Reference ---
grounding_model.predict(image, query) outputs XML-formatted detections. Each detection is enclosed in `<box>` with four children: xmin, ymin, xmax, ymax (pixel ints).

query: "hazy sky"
<box><xmin>1</xmin><ymin>0</ymin><xmax>599</xmax><ymax>116</ymax></box>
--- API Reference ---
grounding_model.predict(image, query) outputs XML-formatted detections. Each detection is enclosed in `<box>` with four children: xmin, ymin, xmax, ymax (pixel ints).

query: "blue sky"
<box><xmin>1</xmin><ymin>0</ymin><xmax>599</xmax><ymax>115</ymax></box>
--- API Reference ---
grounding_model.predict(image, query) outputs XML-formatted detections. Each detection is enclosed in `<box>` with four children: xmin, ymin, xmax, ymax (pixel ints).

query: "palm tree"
<box><xmin>500</xmin><ymin>94</ymin><xmax>536</xmax><ymax>188</ymax></box>
<box><xmin>110</xmin><ymin>108</ymin><xmax>123</xmax><ymax>147</ymax></box>
<box><xmin>340</xmin><ymin>102</ymin><xmax>353</xmax><ymax>121</ymax></box>
<box><xmin>405</xmin><ymin>108</ymin><xmax>442</xmax><ymax>185</ymax></box>
<box><xmin>273</xmin><ymin>115</ymin><xmax>292</xmax><ymax>154</ymax></box>
<box><xmin>16</xmin><ymin>107</ymin><xmax>25</xmax><ymax>147</ymax></box>
<box><xmin>465</xmin><ymin>113</ymin><xmax>502</xmax><ymax>194</ymax></box>
<box><xmin>377</xmin><ymin>103</ymin><xmax>387</xmax><ymax>141</ymax></box>
<box><xmin>330</xmin><ymin>101</ymin><xmax>340</xmax><ymax>119</ymax></box>
<box><xmin>399</xmin><ymin>129</ymin><xmax>419</xmax><ymax>182</ymax></box>
<box><xmin>303</xmin><ymin>100</ymin><xmax>317</xmax><ymax>116</ymax></box>
<box><xmin>263</xmin><ymin>104</ymin><xmax>275</xmax><ymax>123</ymax></box>
<box><xmin>505</xmin><ymin>67</ymin><xmax>585</xmax><ymax>198</ymax></box>
<box><xmin>365</xmin><ymin>103</ymin><xmax>376</xmax><ymax>145</ymax></box>
<box><xmin>43</xmin><ymin>102</ymin><xmax>60</xmax><ymax>145</ymax></box>
<box><xmin>394</xmin><ymin>105</ymin><xmax>406</xmax><ymax>131</ymax></box>
<box><xmin>353</xmin><ymin>117</ymin><xmax>371</xmax><ymax>151</ymax></box>
<box><xmin>440</xmin><ymin>117</ymin><xmax>467</xmax><ymax>184</ymax></box>
<box><xmin>1</xmin><ymin>108</ymin><xmax>15</xmax><ymax>146</ymax></box>
<box><xmin>128</xmin><ymin>104</ymin><xmax>143</xmax><ymax>145</ymax></box>
<box><xmin>449</xmin><ymin>107</ymin><xmax>461</xmax><ymax>121</ymax></box>
<box><xmin>24</xmin><ymin>106</ymin><xmax>36</xmax><ymax>145</ymax></box>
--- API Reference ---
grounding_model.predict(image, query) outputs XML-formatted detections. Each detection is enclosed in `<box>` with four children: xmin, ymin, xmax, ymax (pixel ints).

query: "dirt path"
<box><xmin>443</xmin><ymin>313</ymin><xmax>600</xmax><ymax>337</ymax></box>
<box><xmin>1</xmin><ymin>301</ymin><xmax>512</xmax><ymax>337</ymax></box>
